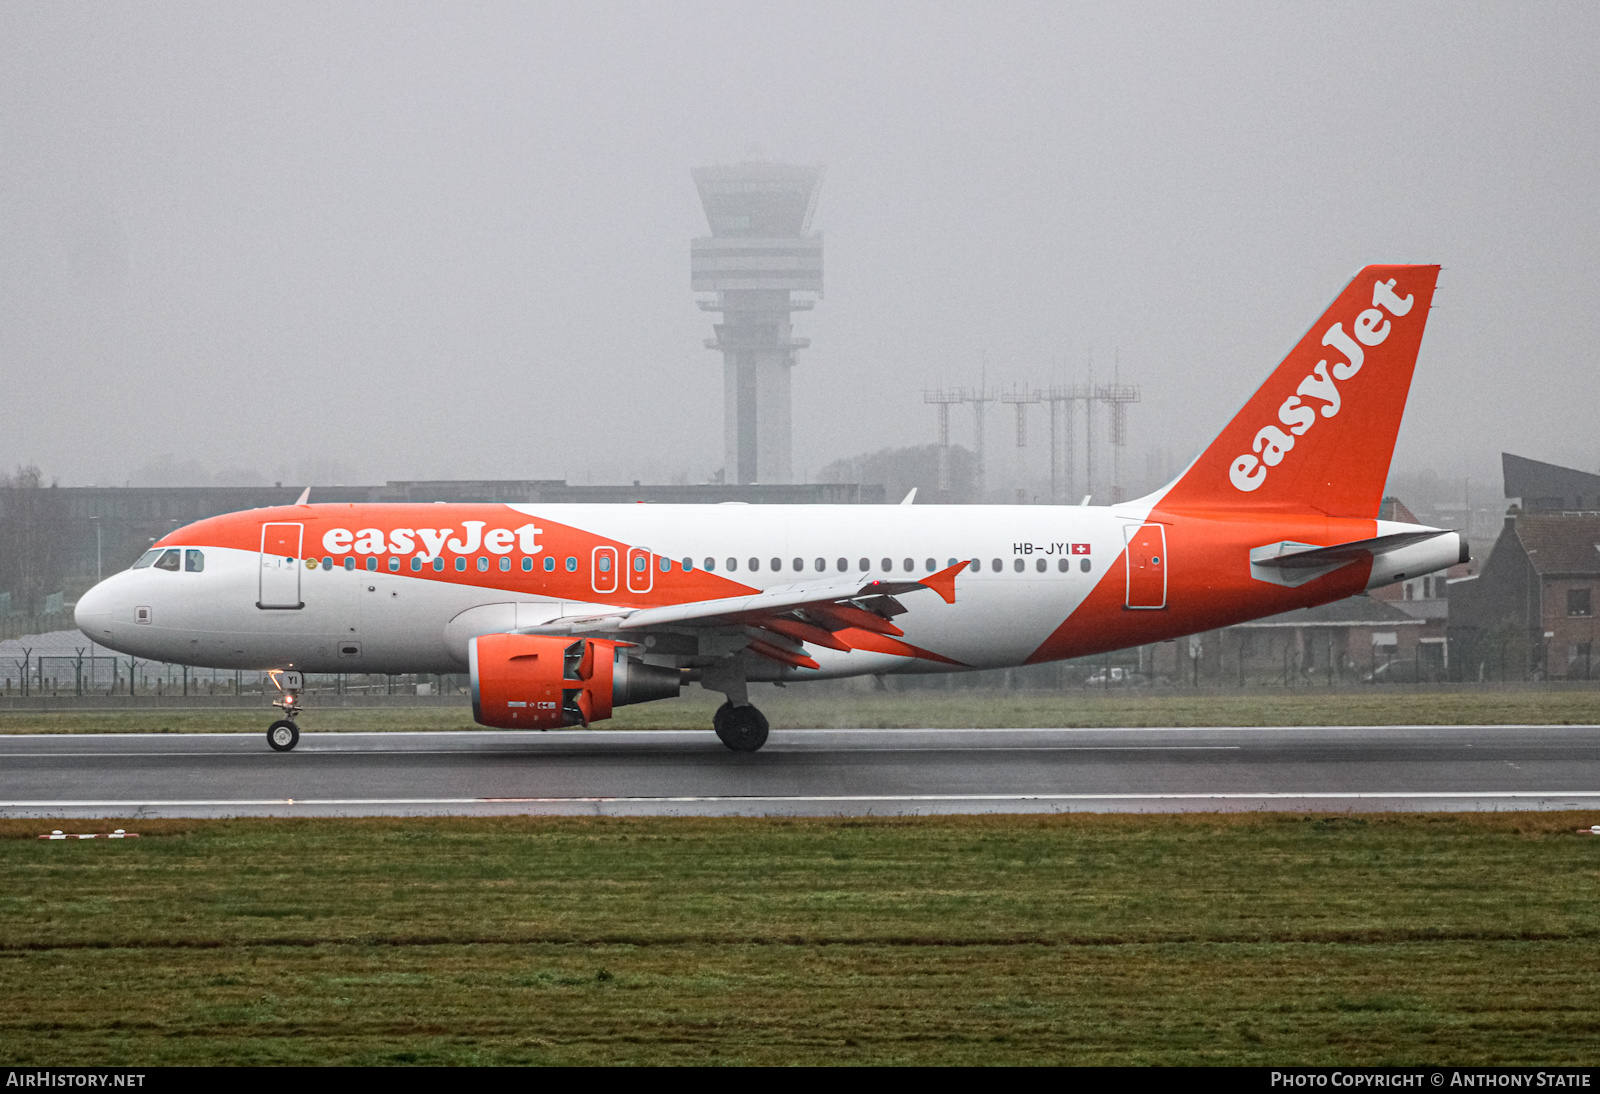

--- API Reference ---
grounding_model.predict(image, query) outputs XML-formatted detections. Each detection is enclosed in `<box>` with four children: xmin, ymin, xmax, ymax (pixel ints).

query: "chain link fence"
<box><xmin>2</xmin><ymin>650</ymin><xmax>461</xmax><ymax>700</ymax></box>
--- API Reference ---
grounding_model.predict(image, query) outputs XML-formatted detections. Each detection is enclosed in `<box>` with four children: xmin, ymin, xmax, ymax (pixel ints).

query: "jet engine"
<box><xmin>468</xmin><ymin>633</ymin><xmax>681</xmax><ymax>729</ymax></box>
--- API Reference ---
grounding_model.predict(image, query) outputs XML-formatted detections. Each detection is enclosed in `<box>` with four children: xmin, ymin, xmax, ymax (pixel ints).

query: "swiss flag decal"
<box><xmin>1070</xmin><ymin>543</ymin><xmax>1091</xmax><ymax>555</ymax></box>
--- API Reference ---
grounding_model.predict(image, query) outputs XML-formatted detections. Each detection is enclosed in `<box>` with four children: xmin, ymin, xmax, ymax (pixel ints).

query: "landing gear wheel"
<box><xmin>267</xmin><ymin>720</ymin><xmax>300</xmax><ymax>752</ymax></box>
<box><xmin>713</xmin><ymin>701</ymin><xmax>769</xmax><ymax>753</ymax></box>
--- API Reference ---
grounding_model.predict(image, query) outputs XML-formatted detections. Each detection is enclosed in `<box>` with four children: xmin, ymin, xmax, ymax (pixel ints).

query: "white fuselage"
<box><xmin>74</xmin><ymin>503</ymin><xmax>1152</xmax><ymax>678</ymax></box>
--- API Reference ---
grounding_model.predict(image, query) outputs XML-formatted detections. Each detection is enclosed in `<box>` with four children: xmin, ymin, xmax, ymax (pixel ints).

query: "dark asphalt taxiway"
<box><xmin>1</xmin><ymin>725</ymin><xmax>1598</xmax><ymax>817</ymax></box>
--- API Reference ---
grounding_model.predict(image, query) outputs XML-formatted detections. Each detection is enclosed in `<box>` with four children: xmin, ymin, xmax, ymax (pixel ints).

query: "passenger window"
<box><xmin>1035</xmin><ymin>558</ymin><xmax>1046</xmax><ymax>573</ymax></box>
<box><xmin>411</xmin><ymin>557</ymin><xmax>422</xmax><ymax>572</ymax></box>
<box><xmin>477</xmin><ymin>557</ymin><xmax>489</xmax><ymax>572</ymax></box>
<box><xmin>881</xmin><ymin>558</ymin><xmax>892</xmax><ymax>571</ymax></box>
<box><xmin>859</xmin><ymin>558</ymin><xmax>869</xmax><ymax>571</ymax></box>
<box><xmin>367</xmin><ymin>557</ymin><xmax>378</xmax><ymax>572</ymax></box>
<box><xmin>1080</xmin><ymin>558</ymin><xmax>1092</xmax><ymax>572</ymax></box>
<box><xmin>682</xmin><ymin>557</ymin><xmax>694</xmax><ymax>571</ymax></box>
<box><xmin>1013</xmin><ymin>559</ymin><xmax>1025</xmax><ymax>572</ymax></box>
<box><xmin>968</xmin><ymin>560</ymin><xmax>980</xmax><ymax>573</ymax></box>
<box><xmin>131</xmin><ymin>549</ymin><xmax>162</xmax><ymax>569</ymax></box>
<box><xmin>659</xmin><ymin>556</ymin><xmax>671</xmax><ymax>572</ymax></box>
<box><xmin>837</xmin><ymin>558</ymin><xmax>848</xmax><ymax>572</ymax></box>
<box><xmin>153</xmin><ymin>549</ymin><xmax>180</xmax><ymax>571</ymax></box>
<box><xmin>770</xmin><ymin>558</ymin><xmax>781</xmax><ymax>571</ymax></box>
<box><xmin>499</xmin><ymin>557</ymin><xmax>511</xmax><ymax>572</ymax></box>
<box><xmin>792</xmin><ymin>558</ymin><xmax>803</xmax><ymax>572</ymax></box>
<box><xmin>704</xmin><ymin>558</ymin><xmax>716</xmax><ymax>572</ymax></box>
<box><xmin>565</xmin><ymin>557</ymin><xmax>577</xmax><ymax>572</ymax></box>
<box><xmin>726</xmin><ymin>558</ymin><xmax>737</xmax><ymax>572</ymax></box>
<box><xmin>1058</xmin><ymin>558</ymin><xmax>1069</xmax><ymax>572</ymax></box>
<box><xmin>185</xmin><ymin>549</ymin><xmax>205</xmax><ymax>573</ymax></box>
<box><xmin>322</xmin><ymin>557</ymin><xmax>333</xmax><ymax>570</ymax></box>
<box><xmin>947</xmin><ymin>558</ymin><xmax>958</xmax><ymax>568</ymax></box>
<box><xmin>389</xmin><ymin>557</ymin><xmax>401</xmax><ymax>572</ymax></box>
<box><xmin>345</xmin><ymin>557</ymin><xmax>357</xmax><ymax>571</ymax></box>
<box><xmin>433</xmin><ymin>558</ymin><xmax>445</xmax><ymax>572</ymax></box>
<box><xmin>991</xmin><ymin>559</ymin><xmax>1002</xmax><ymax>573</ymax></box>
<box><xmin>815</xmin><ymin>558</ymin><xmax>825</xmax><ymax>572</ymax></box>
<box><xmin>750</xmin><ymin>558</ymin><xmax>760</xmax><ymax>572</ymax></box>
<box><xmin>925</xmin><ymin>558</ymin><xmax>936</xmax><ymax>571</ymax></box>
<box><xmin>902</xmin><ymin>558</ymin><xmax>914</xmax><ymax>572</ymax></box>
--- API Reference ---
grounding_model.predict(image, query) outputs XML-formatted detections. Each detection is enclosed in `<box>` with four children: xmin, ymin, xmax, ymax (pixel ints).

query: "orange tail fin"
<box><xmin>1158</xmin><ymin>264</ymin><xmax>1439</xmax><ymax>519</ymax></box>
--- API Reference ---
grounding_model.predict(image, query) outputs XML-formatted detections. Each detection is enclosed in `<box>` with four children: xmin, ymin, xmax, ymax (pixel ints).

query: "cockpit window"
<box><xmin>185</xmin><ymin>549</ymin><xmax>205</xmax><ymax>573</ymax></box>
<box><xmin>153</xmin><ymin>549</ymin><xmax>181</xmax><ymax>572</ymax></box>
<box><xmin>130</xmin><ymin>549</ymin><xmax>162</xmax><ymax>570</ymax></box>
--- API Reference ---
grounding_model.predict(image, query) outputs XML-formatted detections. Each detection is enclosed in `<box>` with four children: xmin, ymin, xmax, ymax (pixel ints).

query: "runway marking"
<box><xmin>3</xmin><ymin>790</ymin><xmax>1599</xmax><ymax>808</ymax></box>
<box><xmin>0</xmin><ymin>745</ymin><xmax>1246</xmax><ymax>758</ymax></box>
<box><xmin>0</xmin><ymin>725</ymin><xmax>1594</xmax><ymax>750</ymax></box>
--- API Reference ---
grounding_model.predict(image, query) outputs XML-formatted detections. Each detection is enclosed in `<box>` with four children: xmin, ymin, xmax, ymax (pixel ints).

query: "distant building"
<box><xmin>1502</xmin><ymin>453</ymin><xmax>1600</xmax><ymax>512</ymax></box>
<box><xmin>1444</xmin><ymin>454</ymin><xmax>1600</xmax><ymax>680</ymax></box>
<box><xmin>1449</xmin><ymin>511</ymin><xmax>1599</xmax><ymax>681</ymax></box>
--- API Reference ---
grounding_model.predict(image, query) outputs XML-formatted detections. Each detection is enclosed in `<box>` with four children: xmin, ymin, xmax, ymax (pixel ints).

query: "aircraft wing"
<box><xmin>521</xmin><ymin>561</ymin><xmax>970</xmax><ymax>669</ymax></box>
<box><xmin>612</xmin><ymin>571</ymin><xmax>951</xmax><ymax>630</ymax></box>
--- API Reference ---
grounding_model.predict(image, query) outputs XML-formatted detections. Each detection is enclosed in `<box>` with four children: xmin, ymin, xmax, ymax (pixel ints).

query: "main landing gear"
<box><xmin>713</xmin><ymin>701</ymin><xmax>769</xmax><ymax>753</ymax></box>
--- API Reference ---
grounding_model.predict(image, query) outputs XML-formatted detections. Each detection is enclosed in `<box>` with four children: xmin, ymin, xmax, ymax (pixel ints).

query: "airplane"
<box><xmin>74</xmin><ymin>264</ymin><xmax>1465</xmax><ymax>754</ymax></box>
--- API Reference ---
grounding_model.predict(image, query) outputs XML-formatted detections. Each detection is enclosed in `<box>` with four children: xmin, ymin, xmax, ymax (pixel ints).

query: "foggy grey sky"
<box><xmin>3</xmin><ymin>2</ymin><xmax>1597</xmax><ymax>493</ymax></box>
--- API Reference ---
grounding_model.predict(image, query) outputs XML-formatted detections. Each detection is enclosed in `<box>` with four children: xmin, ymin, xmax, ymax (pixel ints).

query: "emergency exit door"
<box><xmin>626</xmin><ymin>546</ymin><xmax>654</xmax><ymax>594</ymax></box>
<box><xmin>1123</xmin><ymin>523</ymin><xmax>1167</xmax><ymax>610</ymax></box>
<box><xmin>258</xmin><ymin>522</ymin><xmax>304</xmax><ymax>609</ymax></box>
<box><xmin>592</xmin><ymin>546</ymin><xmax>618</xmax><ymax>594</ymax></box>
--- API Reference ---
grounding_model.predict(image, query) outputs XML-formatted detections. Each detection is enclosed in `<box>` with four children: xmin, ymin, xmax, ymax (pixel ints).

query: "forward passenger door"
<box><xmin>258</xmin><ymin>523</ymin><xmax>304</xmax><ymax>610</ymax></box>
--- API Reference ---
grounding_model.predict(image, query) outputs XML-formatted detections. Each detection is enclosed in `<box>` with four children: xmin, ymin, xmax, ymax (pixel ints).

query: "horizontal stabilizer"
<box><xmin>1251</xmin><ymin>528</ymin><xmax>1466</xmax><ymax>589</ymax></box>
<box><xmin>1250</xmin><ymin>530</ymin><xmax>1448</xmax><ymax>570</ymax></box>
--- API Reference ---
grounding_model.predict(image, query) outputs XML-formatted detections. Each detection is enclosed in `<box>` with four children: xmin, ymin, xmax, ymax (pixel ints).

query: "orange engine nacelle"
<box><xmin>468</xmin><ymin>633</ymin><xmax>680</xmax><ymax>729</ymax></box>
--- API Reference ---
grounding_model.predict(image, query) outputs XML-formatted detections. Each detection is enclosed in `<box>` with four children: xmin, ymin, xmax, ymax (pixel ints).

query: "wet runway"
<box><xmin>2</xmin><ymin>725</ymin><xmax>1598</xmax><ymax>817</ymax></box>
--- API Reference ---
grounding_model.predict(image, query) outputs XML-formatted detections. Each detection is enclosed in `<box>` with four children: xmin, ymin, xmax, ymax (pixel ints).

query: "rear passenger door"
<box><xmin>1123</xmin><ymin>523</ymin><xmax>1167</xmax><ymax>610</ymax></box>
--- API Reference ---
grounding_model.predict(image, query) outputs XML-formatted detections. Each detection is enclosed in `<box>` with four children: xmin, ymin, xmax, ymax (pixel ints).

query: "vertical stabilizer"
<box><xmin>1158</xmin><ymin>265</ymin><xmax>1439</xmax><ymax>519</ymax></box>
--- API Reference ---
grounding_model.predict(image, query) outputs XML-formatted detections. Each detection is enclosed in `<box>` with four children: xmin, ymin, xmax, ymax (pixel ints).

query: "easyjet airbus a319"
<box><xmin>75</xmin><ymin>265</ymin><xmax>1464</xmax><ymax>753</ymax></box>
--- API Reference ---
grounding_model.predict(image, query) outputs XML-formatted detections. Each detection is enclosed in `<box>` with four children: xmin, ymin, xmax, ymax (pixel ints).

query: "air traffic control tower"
<box><xmin>692</xmin><ymin>158</ymin><xmax>823</xmax><ymax>484</ymax></box>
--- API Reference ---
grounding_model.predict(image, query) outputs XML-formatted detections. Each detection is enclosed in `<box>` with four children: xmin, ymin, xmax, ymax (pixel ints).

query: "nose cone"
<box><xmin>74</xmin><ymin>578</ymin><xmax>117</xmax><ymax>639</ymax></box>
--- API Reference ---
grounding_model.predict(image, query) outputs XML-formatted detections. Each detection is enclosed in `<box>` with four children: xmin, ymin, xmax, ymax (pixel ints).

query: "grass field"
<box><xmin>2</xmin><ymin>812</ymin><xmax>1598</xmax><ymax>1065</ymax></box>
<box><xmin>2</xmin><ymin>686</ymin><xmax>1599</xmax><ymax>735</ymax></box>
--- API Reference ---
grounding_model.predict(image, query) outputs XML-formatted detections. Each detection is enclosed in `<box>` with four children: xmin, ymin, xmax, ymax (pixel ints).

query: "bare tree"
<box><xmin>0</xmin><ymin>465</ymin><xmax>68</xmax><ymax>616</ymax></box>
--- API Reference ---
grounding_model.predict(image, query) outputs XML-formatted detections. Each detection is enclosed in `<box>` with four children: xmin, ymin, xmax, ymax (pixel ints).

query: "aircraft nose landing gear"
<box><xmin>713</xmin><ymin>701</ymin><xmax>769</xmax><ymax>753</ymax></box>
<box><xmin>266</xmin><ymin>670</ymin><xmax>304</xmax><ymax>752</ymax></box>
<box><xmin>267</xmin><ymin>719</ymin><xmax>299</xmax><ymax>752</ymax></box>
